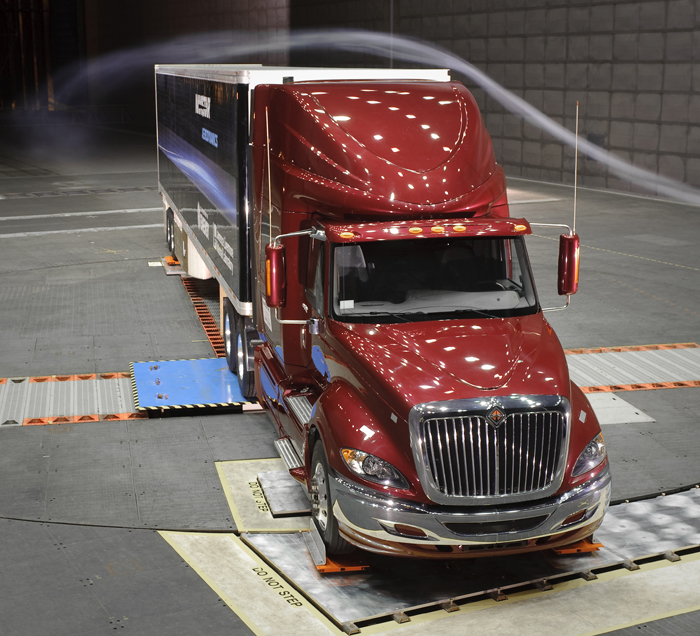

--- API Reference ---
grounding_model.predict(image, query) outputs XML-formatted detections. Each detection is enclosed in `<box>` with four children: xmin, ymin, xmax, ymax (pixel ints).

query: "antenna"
<box><xmin>265</xmin><ymin>106</ymin><xmax>272</xmax><ymax>217</ymax></box>
<box><xmin>573</xmin><ymin>101</ymin><xmax>579</xmax><ymax>235</ymax></box>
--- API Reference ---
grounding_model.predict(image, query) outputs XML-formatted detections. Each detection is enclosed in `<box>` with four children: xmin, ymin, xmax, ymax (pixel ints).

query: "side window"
<box><xmin>306</xmin><ymin>240</ymin><xmax>325</xmax><ymax>317</ymax></box>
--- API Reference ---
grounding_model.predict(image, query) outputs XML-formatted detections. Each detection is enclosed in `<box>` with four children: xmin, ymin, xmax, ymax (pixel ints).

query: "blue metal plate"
<box><xmin>131</xmin><ymin>358</ymin><xmax>246</xmax><ymax>410</ymax></box>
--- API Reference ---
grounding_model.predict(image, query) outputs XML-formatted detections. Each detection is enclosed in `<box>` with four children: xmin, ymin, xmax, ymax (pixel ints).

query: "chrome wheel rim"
<box><xmin>224</xmin><ymin>313</ymin><xmax>231</xmax><ymax>357</ymax></box>
<box><xmin>311</xmin><ymin>460</ymin><xmax>329</xmax><ymax>532</ymax></box>
<box><xmin>237</xmin><ymin>333</ymin><xmax>245</xmax><ymax>381</ymax></box>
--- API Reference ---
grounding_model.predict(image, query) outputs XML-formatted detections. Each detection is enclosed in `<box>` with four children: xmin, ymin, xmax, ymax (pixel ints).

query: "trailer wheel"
<box><xmin>224</xmin><ymin>299</ymin><xmax>235</xmax><ymax>364</ymax></box>
<box><xmin>235</xmin><ymin>313</ymin><xmax>257</xmax><ymax>399</ymax></box>
<box><xmin>310</xmin><ymin>443</ymin><xmax>354</xmax><ymax>555</ymax></box>
<box><xmin>223</xmin><ymin>298</ymin><xmax>256</xmax><ymax>399</ymax></box>
<box><xmin>166</xmin><ymin>209</ymin><xmax>175</xmax><ymax>256</ymax></box>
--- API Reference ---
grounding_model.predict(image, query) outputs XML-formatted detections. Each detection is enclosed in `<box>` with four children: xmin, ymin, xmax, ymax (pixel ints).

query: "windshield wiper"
<box><xmin>456</xmin><ymin>307</ymin><xmax>501</xmax><ymax>319</ymax></box>
<box><xmin>401</xmin><ymin>306</ymin><xmax>501</xmax><ymax>320</ymax></box>
<box><xmin>364</xmin><ymin>311</ymin><xmax>413</xmax><ymax>323</ymax></box>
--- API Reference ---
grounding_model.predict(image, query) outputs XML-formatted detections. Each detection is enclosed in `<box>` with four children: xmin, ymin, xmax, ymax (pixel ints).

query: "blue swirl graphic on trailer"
<box><xmin>159</xmin><ymin>126</ymin><xmax>237</xmax><ymax>223</ymax></box>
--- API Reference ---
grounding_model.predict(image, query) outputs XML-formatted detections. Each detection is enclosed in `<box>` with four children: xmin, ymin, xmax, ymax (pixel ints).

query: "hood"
<box><xmin>330</xmin><ymin>314</ymin><xmax>570</xmax><ymax>417</ymax></box>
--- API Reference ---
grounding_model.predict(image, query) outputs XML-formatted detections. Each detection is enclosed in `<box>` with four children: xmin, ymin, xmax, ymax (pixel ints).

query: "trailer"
<box><xmin>156</xmin><ymin>65</ymin><xmax>610</xmax><ymax>559</ymax></box>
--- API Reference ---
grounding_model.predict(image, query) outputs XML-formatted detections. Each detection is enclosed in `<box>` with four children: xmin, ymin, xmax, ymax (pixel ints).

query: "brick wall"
<box><xmin>290</xmin><ymin>0</ymin><xmax>700</xmax><ymax>192</ymax></box>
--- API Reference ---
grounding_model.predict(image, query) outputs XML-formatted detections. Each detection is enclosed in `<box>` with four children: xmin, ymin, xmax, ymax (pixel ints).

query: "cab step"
<box><xmin>274</xmin><ymin>437</ymin><xmax>303</xmax><ymax>470</ymax></box>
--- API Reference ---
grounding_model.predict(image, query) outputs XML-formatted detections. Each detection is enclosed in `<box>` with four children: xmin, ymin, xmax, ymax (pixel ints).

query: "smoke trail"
<box><xmin>55</xmin><ymin>28</ymin><xmax>700</xmax><ymax>207</ymax></box>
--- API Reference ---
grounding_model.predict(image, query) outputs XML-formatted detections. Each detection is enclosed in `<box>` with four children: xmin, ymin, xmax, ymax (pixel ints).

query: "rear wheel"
<box><xmin>310</xmin><ymin>442</ymin><xmax>354</xmax><ymax>555</ymax></box>
<box><xmin>166</xmin><ymin>209</ymin><xmax>175</xmax><ymax>256</ymax></box>
<box><xmin>223</xmin><ymin>298</ymin><xmax>256</xmax><ymax>399</ymax></box>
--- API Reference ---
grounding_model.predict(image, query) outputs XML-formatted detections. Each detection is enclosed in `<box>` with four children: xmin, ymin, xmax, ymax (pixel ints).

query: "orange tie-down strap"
<box><xmin>552</xmin><ymin>538</ymin><xmax>604</xmax><ymax>555</ymax></box>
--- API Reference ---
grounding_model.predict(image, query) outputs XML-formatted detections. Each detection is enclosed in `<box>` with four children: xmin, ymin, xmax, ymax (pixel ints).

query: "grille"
<box><xmin>420</xmin><ymin>412</ymin><xmax>564</xmax><ymax>498</ymax></box>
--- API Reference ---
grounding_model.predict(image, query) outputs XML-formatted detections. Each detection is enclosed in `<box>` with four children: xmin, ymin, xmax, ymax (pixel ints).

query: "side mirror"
<box><xmin>265</xmin><ymin>243</ymin><xmax>286</xmax><ymax>307</ymax></box>
<box><xmin>558</xmin><ymin>234</ymin><xmax>580</xmax><ymax>296</ymax></box>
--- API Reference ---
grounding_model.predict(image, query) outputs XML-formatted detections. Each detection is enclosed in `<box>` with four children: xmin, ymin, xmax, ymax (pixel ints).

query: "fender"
<box><xmin>561</xmin><ymin>381</ymin><xmax>608</xmax><ymax>491</ymax></box>
<box><xmin>307</xmin><ymin>380</ymin><xmax>422</xmax><ymax>500</ymax></box>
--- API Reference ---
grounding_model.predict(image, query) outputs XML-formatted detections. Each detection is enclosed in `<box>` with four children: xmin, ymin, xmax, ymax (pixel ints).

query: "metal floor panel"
<box><xmin>0</xmin><ymin>379</ymin><xmax>30</xmax><ymax>425</ymax></box>
<box><xmin>587</xmin><ymin>393</ymin><xmax>656</xmax><ymax>425</ymax></box>
<box><xmin>258</xmin><ymin>470</ymin><xmax>311</xmax><ymax>517</ymax></box>
<box><xmin>242</xmin><ymin>533</ymin><xmax>624</xmax><ymax>628</ymax></box>
<box><xmin>595</xmin><ymin>489</ymin><xmax>700</xmax><ymax>561</ymax></box>
<box><xmin>131</xmin><ymin>358</ymin><xmax>246</xmax><ymax>411</ymax></box>
<box><xmin>242</xmin><ymin>489</ymin><xmax>700</xmax><ymax>631</ymax></box>
<box><xmin>567</xmin><ymin>347</ymin><xmax>700</xmax><ymax>388</ymax></box>
<box><xmin>202</xmin><ymin>297</ymin><xmax>221</xmax><ymax>331</ymax></box>
<box><xmin>0</xmin><ymin>377</ymin><xmax>134</xmax><ymax>425</ymax></box>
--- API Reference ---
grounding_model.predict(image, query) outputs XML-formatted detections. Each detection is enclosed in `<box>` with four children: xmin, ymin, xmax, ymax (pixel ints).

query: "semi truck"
<box><xmin>156</xmin><ymin>64</ymin><xmax>610</xmax><ymax>558</ymax></box>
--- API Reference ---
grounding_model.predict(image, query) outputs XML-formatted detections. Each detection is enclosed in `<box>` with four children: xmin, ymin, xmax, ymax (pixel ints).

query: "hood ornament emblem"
<box><xmin>486</xmin><ymin>405</ymin><xmax>506</xmax><ymax>428</ymax></box>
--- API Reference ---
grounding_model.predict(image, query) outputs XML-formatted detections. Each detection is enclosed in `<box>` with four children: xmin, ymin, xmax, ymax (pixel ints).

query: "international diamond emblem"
<box><xmin>486</xmin><ymin>406</ymin><xmax>506</xmax><ymax>428</ymax></box>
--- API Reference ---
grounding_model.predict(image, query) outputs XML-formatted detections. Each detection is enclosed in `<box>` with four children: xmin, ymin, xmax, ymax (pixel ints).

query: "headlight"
<box><xmin>341</xmin><ymin>448</ymin><xmax>409</xmax><ymax>489</ymax></box>
<box><xmin>572</xmin><ymin>433</ymin><xmax>606</xmax><ymax>477</ymax></box>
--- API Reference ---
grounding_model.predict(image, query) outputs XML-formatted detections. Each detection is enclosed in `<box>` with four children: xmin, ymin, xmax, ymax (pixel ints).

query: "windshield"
<box><xmin>331</xmin><ymin>236</ymin><xmax>538</xmax><ymax>323</ymax></box>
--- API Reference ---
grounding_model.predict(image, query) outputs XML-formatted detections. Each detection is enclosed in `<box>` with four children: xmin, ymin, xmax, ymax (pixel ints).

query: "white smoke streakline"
<box><xmin>57</xmin><ymin>29</ymin><xmax>700</xmax><ymax>207</ymax></box>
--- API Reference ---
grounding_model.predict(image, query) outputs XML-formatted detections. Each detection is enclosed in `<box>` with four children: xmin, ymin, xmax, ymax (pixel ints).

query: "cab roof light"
<box><xmin>430</xmin><ymin>226</ymin><xmax>445</xmax><ymax>234</ymax></box>
<box><xmin>408</xmin><ymin>227</ymin><xmax>423</xmax><ymax>234</ymax></box>
<box><xmin>453</xmin><ymin>225</ymin><xmax>467</xmax><ymax>232</ymax></box>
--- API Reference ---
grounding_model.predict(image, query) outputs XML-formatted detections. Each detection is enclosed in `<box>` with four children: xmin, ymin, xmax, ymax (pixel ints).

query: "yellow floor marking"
<box><xmin>160</xmin><ymin>531</ymin><xmax>342</xmax><ymax>636</ymax></box>
<box><xmin>578</xmin><ymin>604</ymin><xmax>700</xmax><ymax>636</ymax></box>
<box><xmin>216</xmin><ymin>459</ymin><xmax>310</xmax><ymax>533</ymax></box>
<box><xmin>160</xmin><ymin>531</ymin><xmax>265</xmax><ymax>636</ymax></box>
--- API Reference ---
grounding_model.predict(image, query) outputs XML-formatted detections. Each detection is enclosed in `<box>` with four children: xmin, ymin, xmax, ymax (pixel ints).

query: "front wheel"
<box><xmin>310</xmin><ymin>443</ymin><xmax>354</xmax><ymax>555</ymax></box>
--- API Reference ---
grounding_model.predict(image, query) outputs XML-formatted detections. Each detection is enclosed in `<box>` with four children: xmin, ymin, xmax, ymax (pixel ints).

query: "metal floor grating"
<box><xmin>0</xmin><ymin>374</ymin><xmax>136</xmax><ymax>426</ymax></box>
<box><xmin>181</xmin><ymin>278</ymin><xmax>225</xmax><ymax>357</ymax></box>
<box><xmin>566</xmin><ymin>344</ymin><xmax>700</xmax><ymax>391</ymax></box>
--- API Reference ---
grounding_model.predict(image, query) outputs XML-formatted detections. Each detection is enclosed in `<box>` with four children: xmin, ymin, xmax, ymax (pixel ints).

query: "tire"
<box><xmin>223</xmin><ymin>298</ymin><xmax>256</xmax><ymax>399</ymax></box>
<box><xmin>310</xmin><ymin>442</ymin><xmax>354</xmax><ymax>555</ymax></box>
<box><xmin>166</xmin><ymin>209</ymin><xmax>175</xmax><ymax>257</ymax></box>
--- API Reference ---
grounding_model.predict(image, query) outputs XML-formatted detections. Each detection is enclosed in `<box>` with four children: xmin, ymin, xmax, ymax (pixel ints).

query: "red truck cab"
<box><xmin>249</xmin><ymin>78</ymin><xmax>610</xmax><ymax>557</ymax></box>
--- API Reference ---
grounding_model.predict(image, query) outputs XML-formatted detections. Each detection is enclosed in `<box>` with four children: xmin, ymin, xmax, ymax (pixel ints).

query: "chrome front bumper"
<box><xmin>331</xmin><ymin>465</ymin><xmax>611</xmax><ymax>547</ymax></box>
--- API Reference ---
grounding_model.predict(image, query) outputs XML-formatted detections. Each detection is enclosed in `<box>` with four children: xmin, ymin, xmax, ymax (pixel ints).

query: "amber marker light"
<box><xmin>514</xmin><ymin>224</ymin><xmax>528</xmax><ymax>232</ymax></box>
<box><xmin>339</xmin><ymin>231</ymin><xmax>355</xmax><ymax>239</ymax></box>
<box><xmin>408</xmin><ymin>227</ymin><xmax>423</xmax><ymax>234</ymax></box>
<box><xmin>431</xmin><ymin>226</ymin><xmax>445</xmax><ymax>233</ymax></box>
<box><xmin>453</xmin><ymin>225</ymin><xmax>467</xmax><ymax>232</ymax></box>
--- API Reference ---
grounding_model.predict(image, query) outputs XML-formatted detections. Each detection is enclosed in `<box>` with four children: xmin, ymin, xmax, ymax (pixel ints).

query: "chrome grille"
<box><xmin>421</xmin><ymin>412</ymin><xmax>563</xmax><ymax>497</ymax></box>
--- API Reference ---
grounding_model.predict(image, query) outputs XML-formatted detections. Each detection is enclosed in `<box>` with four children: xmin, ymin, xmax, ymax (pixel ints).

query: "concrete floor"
<box><xmin>0</xmin><ymin>121</ymin><xmax>699</xmax><ymax>635</ymax></box>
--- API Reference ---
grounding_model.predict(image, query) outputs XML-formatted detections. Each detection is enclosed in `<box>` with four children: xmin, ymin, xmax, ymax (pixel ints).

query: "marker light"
<box><xmin>514</xmin><ymin>224</ymin><xmax>528</xmax><ymax>232</ymax></box>
<box><xmin>409</xmin><ymin>227</ymin><xmax>423</xmax><ymax>234</ymax></box>
<box><xmin>339</xmin><ymin>231</ymin><xmax>355</xmax><ymax>239</ymax></box>
<box><xmin>453</xmin><ymin>225</ymin><xmax>467</xmax><ymax>232</ymax></box>
<box><xmin>431</xmin><ymin>226</ymin><xmax>445</xmax><ymax>233</ymax></box>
